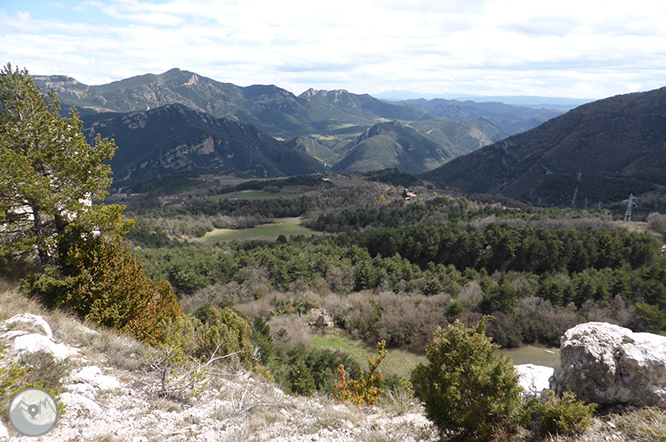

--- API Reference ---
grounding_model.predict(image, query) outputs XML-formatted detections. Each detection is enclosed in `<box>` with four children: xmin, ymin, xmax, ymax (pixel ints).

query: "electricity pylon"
<box><xmin>624</xmin><ymin>194</ymin><xmax>637</xmax><ymax>222</ymax></box>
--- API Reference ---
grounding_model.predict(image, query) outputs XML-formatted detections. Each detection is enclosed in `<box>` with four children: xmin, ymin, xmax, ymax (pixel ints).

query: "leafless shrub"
<box><xmin>238</xmin><ymin>267</ymin><xmax>273</xmax><ymax>303</ymax></box>
<box><xmin>181</xmin><ymin>284</ymin><xmax>230</xmax><ymax>314</ymax></box>
<box><xmin>458</xmin><ymin>281</ymin><xmax>483</xmax><ymax>309</ymax></box>
<box><xmin>579</xmin><ymin>297</ymin><xmax>633</xmax><ymax>327</ymax></box>
<box><xmin>265</xmin><ymin>315</ymin><xmax>311</xmax><ymax>346</ymax></box>
<box><xmin>326</xmin><ymin>264</ymin><xmax>356</xmax><ymax>294</ymax></box>
<box><xmin>530</xmin><ymin>217</ymin><xmax>612</xmax><ymax>231</ymax></box>
<box><xmin>648</xmin><ymin>212</ymin><xmax>666</xmax><ymax>235</ymax></box>
<box><xmin>473</xmin><ymin>216</ymin><xmax>527</xmax><ymax>231</ymax></box>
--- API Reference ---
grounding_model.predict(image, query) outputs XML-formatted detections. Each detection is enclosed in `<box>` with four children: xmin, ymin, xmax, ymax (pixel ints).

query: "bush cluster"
<box><xmin>524</xmin><ymin>390</ymin><xmax>596</xmax><ymax>438</ymax></box>
<box><xmin>413</xmin><ymin>319</ymin><xmax>597</xmax><ymax>441</ymax></box>
<box><xmin>25</xmin><ymin>238</ymin><xmax>181</xmax><ymax>345</ymax></box>
<box><xmin>413</xmin><ymin>319</ymin><xmax>523</xmax><ymax>441</ymax></box>
<box><xmin>249</xmin><ymin>317</ymin><xmax>362</xmax><ymax>396</ymax></box>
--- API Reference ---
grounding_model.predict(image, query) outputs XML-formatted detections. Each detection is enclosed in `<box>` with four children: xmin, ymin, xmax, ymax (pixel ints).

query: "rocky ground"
<box><xmin>0</xmin><ymin>285</ymin><xmax>663</xmax><ymax>442</ymax></box>
<box><xmin>0</xmin><ymin>291</ymin><xmax>436</xmax><ymax>442</ymax></box>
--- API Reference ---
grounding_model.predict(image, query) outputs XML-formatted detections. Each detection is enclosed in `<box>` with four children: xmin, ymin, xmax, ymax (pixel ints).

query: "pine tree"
<box><xmin>1</xmin><ymin>64</ymin><xmax>180</xmax><ymax>344</ymax></box>
<box><xmin>0</xmin><ymin>63</ymin><xmax>132</xmax><ymax>266</ymax></box>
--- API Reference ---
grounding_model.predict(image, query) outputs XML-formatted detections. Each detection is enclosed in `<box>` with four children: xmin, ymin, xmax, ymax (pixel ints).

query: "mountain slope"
<box><xmin>421</xmin><ymin>87</ymin><xmax>666</xmax><ymax>205</ymax></box>
<box><xmin>284</xmin><ymin>136</ymin><xmax>340</xmax><ymax>167</ymax></box>
<box><xmin>36</xmin><ymin>68</ymin><xmax>517</xmax><ymax>177</ymax></box>
<box><xmin>397</xmin><ymin>98</ymin><xmax>562</xmax><ymax>135</ymax></box>
<box><xmin>332</xmin><ymin>121</ymin><xmax>459</xmax><ymax>174</ymax></box>
<box><xmin>82</xmin><ymin>104</ymin><xmax>324</xmax><ymax>186</ymax></box>
<box><xmin>300</xmin><ymin>88</ymin><xmax>430</xmax><ymax>121</ymax></box>
<box><xmin>409</xmin><ymin>118</ymin><xmax>506</xmax><ymax>155</ymax></box>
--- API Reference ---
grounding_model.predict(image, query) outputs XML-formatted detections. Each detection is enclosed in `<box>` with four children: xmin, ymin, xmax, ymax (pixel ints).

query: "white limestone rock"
<box><xmin>12</xmin><ymin>333</ymin><xmax>74</xmax><ymax>361</ymax></box>
<box><xmin>70</xmin><ymin>366</ymin><xmax>120</xmax><ymax>390</ymax></box>
<box><xmin>551</xmin><ymin>322</ymin><xmax>666</xmax><ymax>407</ymax></box>
<box><xmin>0</xmin><ymin>313</ymin><xmax>76</xmax><ymax>361</ymax></box>
<box><xmin>515</xmin><ymin>364</ymin><xmax>553</xmax><ymax>395</ymax></box>
<box><xmin>64</xmin><ymin>382</ymin><xmax>97</xmax><ymax>400</ymax></box>
<box><xmin>59</xmin><ymin>392</ymin><xmax>103</xmax><ymax>414</ymax></box>
<box><xmin>4</xmin><ymin>313</ymin><xmax>53</xmax><ymax>338</ymax></box>
<box><xmin>0</xmin><ymin>421</ymin><xmax>8</xmax><ymax>440</ymax></box>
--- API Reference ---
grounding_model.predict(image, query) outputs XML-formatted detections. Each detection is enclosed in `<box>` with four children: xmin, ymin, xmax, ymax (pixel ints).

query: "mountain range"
<box><xmin>422</xmin><ymin>87</ymin><xmax>666</xmax><ymax>208</ymax></box>
<box><xmin>30</xmin><ymin>69</ymin><xmax>666</xmax><ymax>208</ymax></box>
<box><xmin>33</xmin><ymin>69</ymin><xmax>564</xmax><ymax>185</ymax></box>
<box><xmin>396</xmin><ymin>98</ymin><xmax>562</xmax><ymax>135</ymax></box>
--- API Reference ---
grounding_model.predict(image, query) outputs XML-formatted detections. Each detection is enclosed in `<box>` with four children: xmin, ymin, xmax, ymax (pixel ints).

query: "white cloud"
<box><xmin>0</xmin><ymin>0</ymin><xmax>665</xmax><ymax>98</ymax></box>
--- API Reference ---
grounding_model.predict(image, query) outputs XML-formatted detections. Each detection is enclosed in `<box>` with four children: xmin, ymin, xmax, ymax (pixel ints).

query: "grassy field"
<box><xmin>502</xmin><ymin>345</ymin><xmax>560</xmax><ymax>368</ymax></box>
<box><xmin>310</xmin><ymin>334</ymin><xmax>560</xmax><ymax>381</ymax></box>
<box><xmin>311</xmin><ymin>334</ymin><xmax>426</xmax><ymax>380</ymax></box>
<box><xmin>199</xmin><ymin>217</ymin><xmax>321</xmax><ymax>243</ymax></box>
<box><xmin>209</xmin><ymin>191</ymin><xmax>294</xmax><ymax>200</ymax></box>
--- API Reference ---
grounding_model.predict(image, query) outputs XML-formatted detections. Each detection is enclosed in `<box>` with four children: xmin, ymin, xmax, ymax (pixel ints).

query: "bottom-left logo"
<box><xmin>8</xmin><ymin>388</ymin><xmax>59</xmax><ymax>437</ymax></box>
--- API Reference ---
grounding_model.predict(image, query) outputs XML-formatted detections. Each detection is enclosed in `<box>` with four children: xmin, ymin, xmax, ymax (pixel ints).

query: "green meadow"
<box><xmin>502</xmin><ymin>345</ymin><xmax>560</xmax><ymax>368</ymax></box>
<box><xmin>199</xmin><ymin>217</ymin><xmax>320</xmax><ymax>243</ymax></box>
<box><xmin>310</xmin><ymin>334</ymin><xmax>560</xmax><ymax>381</ymax></box>
<box><xmin>311</xmin><ymin>334</ymin><xmax>426</xmax><ymax>380</ymax></box>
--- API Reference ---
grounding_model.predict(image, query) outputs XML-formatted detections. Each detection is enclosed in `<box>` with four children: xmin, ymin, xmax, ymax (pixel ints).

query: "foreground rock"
<box><xmin>551</xmin><ymin>322</ymin><xmax>666</xmax><ymax>408</ymax></box>
<box><xmin>0</xmin><ymin>313</ymin><xmax>75</xmax><ymax>361</ymax></box>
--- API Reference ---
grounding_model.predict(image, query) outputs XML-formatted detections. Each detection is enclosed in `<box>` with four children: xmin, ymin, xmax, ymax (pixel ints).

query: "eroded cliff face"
<box><xmin>551</xmin><ymin>322</ymin><xmax>666</xmax><ymax>408</ymax></box>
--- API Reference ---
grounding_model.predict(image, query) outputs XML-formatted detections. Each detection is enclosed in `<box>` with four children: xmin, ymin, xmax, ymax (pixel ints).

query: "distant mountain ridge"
<box><xmin>375</xmin><ymin>90</ymin><xmax>592</xmax><ymax>110</ymax></box>
<box><xmin>421</xmin><ymin>87</ymin><xmax>666</xmax><ymax>207</ymax></box>
<box><xmin>37</xmin><ymin>68</ymin><xmax>340</xmax><ymax>138</ymax></box>
<box><xmin>299</xmin><ymin>88</ymin><xmax>429</xmax><ymax>122</ymax></box>
<box><xmin>35</xmin><ymin>69</ymin><xmax>438</xmax><ymax>140</ymax></box>
<box><xmin>396</xmin><ymin>98</ymin><xmax>562</xmax><ymax>135</ymax></box>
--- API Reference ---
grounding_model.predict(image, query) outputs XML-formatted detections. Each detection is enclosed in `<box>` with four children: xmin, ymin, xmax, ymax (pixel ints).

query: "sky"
<box><xmin>1</xmin><ymin>0</ymin><xmax>665</xmax><ymax>99</ymax></box>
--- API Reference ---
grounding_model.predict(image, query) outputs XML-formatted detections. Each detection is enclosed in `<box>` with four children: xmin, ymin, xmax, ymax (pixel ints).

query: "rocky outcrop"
<box><xmin>0</xmin><ymin>313</ymin><xmax>74</xmax><ymax>361</ymax></box>
<box><xmin>550</xmin><ymin>322</ymin><xmax>666</xmax><ymax>408</ymax></box>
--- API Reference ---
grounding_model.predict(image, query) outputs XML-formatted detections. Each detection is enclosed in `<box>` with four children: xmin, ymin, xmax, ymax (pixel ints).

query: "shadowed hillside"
<box><xmin>82</xmin><ymin>104</ymin><xmax>324</xmax><ymax>186</ymax></box>
<box><xmin>422</xmin><ymin>87</ymin><xmax>666</xmax><ymax>207</ymax></box>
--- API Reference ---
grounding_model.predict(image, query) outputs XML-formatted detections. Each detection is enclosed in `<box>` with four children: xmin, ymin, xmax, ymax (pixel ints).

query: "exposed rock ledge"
<box><xmin>551</xmin><ymin>322</ymin><xmax>666</xmax><ymax>408</ymax></box>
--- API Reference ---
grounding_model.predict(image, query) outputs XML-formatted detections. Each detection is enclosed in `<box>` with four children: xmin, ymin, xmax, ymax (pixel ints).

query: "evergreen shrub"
<box><xmin>413</xmin><ymin>319</ymin><xmax>523</xmax><ymax>441</ymax></box>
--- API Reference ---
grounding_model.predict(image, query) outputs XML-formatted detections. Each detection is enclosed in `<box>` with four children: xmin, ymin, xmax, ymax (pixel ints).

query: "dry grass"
<box><xmin>0</xmin><ymin>277</ymin><xmax>153</xmax><ymax>372</ymax></box>
<box><xmin>614</xmin><ymin>407</ymin><xmax>666</xmax><ymax>442</ymax></box>
<box><xmin>0</xmin><ymin>279</ymin><xmax>45</xmax><ymax>321</ymax></box>
<box><xmin>529</xmin><ymin>407</ymin><xmax>666</xmax><ymax>442</ymax></box>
